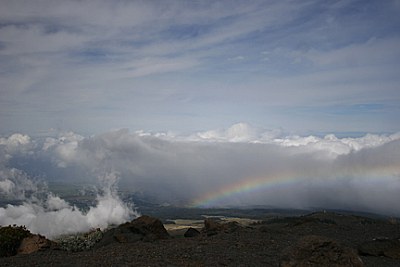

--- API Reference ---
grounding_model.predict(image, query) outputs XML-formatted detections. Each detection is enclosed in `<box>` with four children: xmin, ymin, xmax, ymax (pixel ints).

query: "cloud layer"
<box><xmin>2</xmin><ymin>124</ymin><xmax>400</xmax><ymax>224</ymax></box>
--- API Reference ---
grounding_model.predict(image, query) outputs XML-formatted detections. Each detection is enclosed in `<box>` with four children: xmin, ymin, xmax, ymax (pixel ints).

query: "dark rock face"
<box><xmin>184</xmin><ymin>227</ymin><xmax>200</xmax><ymax>238</ymax></box>
<box><xmin>96</xmin><ymin>215</ymin><xmax>170</xmax><ymax>247</ymax></box>
<box><xmin>358</xmin><ymin>238</ymin><xmax>400</xmax><ymax>259</ymax></box>
<box><xmin>127</xmin><ymin>215</ymin><xmax>170</xmax><ymax>241</ymax></box>
<box><xmin>280</xmin><ymin>235</ymin><xmax>364</xmax><ymax>267</ymax></box>
<box><xmin>17</xmin><ymin>235</ymin><xmax>54</xmax><ymax>255</ymax></box>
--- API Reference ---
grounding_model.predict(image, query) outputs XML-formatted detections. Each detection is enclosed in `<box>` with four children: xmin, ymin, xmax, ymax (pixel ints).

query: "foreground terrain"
<box><xmin>1</xmin><ymin>211</ymin><xmax>400</xmax><ymax>266</ymax></box>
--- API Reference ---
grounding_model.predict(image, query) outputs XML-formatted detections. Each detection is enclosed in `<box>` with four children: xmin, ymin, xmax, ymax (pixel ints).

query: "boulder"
<box><xmin>358</xmin><ymin>238</ymin><xmax>400</xmax><ymax>259</ymax></box>
<box><xmin>125</xmin><ymin>215</ymin><xmax>170</xmax><ymax>241</ymax></box>
<box><xmin>112</xmin><ymin>227</ymin><xmax>143</xmax><ymax>243</ymax></box>
<box><xmin>17</xmin><ymin>234</ymin><xmax>54</xmax><ymax>255</ymax></box>
<box><xmin>184</xmin><ymin>227</ymin><xmax>200</xmax><ymax>238</ymax></box>
<box><xmin>280</xmin><ymin>235</ymin><xmax>363</xmax><ymax>267</ymax></box>
<box><xmin>95</xmin><ymin>215</ymin><xmax>170</xmax><ymax>247</ymax></box>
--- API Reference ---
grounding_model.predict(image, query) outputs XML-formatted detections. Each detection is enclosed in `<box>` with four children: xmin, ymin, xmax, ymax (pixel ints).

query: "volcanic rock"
<box><xmin>127</xmin><ymin>215</ymin><xmax>170</xmax><ymax>241</ymax></box>
<box><xmin>2</xmin><ymin>212</ymin><xmax>400</xmax><ymax>266</ymax></box>
<box><xmin>17</xmin><ymin>234</ymin><xmax>54</xmax><ymax>255</ymax></box>
<box><xmin>358</xmin><ymin>238</ymin><xmax>400</xmax><ymax>259</ymax></box>
<box><xmin>280</xmin><ymin>235</ymin><xmax>363</xmax><ymax>267</ymax></box>
<box><xmin>95</xmin><ymin>215</ymin><xmax>170</xmax><ymax>247</ymax></box>
<box><xmin>184</xmin><ymin>227</ymin><xmax>200</xmax><ymax>238</ymax></box>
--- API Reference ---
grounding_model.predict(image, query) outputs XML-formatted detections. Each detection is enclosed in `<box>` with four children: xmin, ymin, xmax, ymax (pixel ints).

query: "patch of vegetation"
<box><xmin>0</xmin><ymin>225</ymin><xmax>31</xmax><ymax>257</ymax></box>
<box><xmin>54</xmin><ymin>229</ymin><xmax>103</xmax><ymax>252</ymax></box>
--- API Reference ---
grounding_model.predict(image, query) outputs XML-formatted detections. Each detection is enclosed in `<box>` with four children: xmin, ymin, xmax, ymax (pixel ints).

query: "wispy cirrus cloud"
<box><xmin>0</xmin><ymin>0</ymin><xmax>399</xmax><ymax>134</ymax></box>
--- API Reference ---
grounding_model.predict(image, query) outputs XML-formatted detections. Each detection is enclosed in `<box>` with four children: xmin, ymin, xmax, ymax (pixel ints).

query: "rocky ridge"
<box><xmin>1</xmin><ymin>212</ymin><xmax>400</xmax><ymax>266</ymax></box>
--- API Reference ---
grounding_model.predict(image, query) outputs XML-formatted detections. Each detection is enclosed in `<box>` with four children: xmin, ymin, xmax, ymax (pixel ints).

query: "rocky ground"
<box><xmin>1</xmin><ymin>212</ymin><xmax>400</xmax><ymax>267</ymax></box>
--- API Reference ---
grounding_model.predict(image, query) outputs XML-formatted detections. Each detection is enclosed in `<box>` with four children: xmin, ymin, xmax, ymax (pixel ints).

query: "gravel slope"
<box><xmin>1</xmin><ymin>212</ymin><xmax>400</xmax><ymax>267</ymax></box>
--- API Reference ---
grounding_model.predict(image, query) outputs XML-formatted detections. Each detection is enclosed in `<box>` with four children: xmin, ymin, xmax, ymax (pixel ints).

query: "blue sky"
<box><xmin>1</xmin><ymin>0</ymin><xmax>399</xmax><ymax>136</ymax></box>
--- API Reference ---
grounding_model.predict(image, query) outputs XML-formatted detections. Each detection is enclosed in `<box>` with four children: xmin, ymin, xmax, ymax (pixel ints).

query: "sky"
<box><xmin>0</xmin><ymin>0</ymin><xmax>399</xmax><ymax>135</ymax></box>
<box><xmin>1</xmin><ymin>1</ymin><xmax>400</xmax><ymax>237</ymax></box>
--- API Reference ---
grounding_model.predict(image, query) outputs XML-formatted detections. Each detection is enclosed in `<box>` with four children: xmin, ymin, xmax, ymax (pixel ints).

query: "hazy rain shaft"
<box><xmin>1</xmin><ymin>124</ymin><xmax>400</xmax><ymax>237</ymax></box>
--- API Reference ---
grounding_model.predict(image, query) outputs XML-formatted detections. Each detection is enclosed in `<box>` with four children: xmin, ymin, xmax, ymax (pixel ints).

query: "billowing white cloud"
<box><xmin>0</xmin><ymin>179</ymin><xmax>13</xmax><ymax>193</ymax></box>
<box><xmin>42</xmin><ymin>132</ymin><xmax>83</xmax><ymax>167</ymax></box>
<box><xmin>0</xmin><ymin>169</ymin><xmax>138</xmax><ymax>239</ymax></box>
<box><xmin>0</xmin><ymin>133</ymin><xmax>34</xmax><ymax>159</ymax></box>
<box><xmin>0</xmin><ymin>187</ymin><xmax>136</xmax><ymax>239</ymax></box>
<box><xmin>0</xmin><ymin>134</ymin><xmax>139</xmax><ymax>238</ymax></box>
<box><xmin>3</xmin><ymin>124</ymin><xmax>399</xmax><ymax>218</ymax></box>
<box><xmin>0</xmin><ymin>168</ymin><xmax>39</xmax><ymax>200</ymax></box>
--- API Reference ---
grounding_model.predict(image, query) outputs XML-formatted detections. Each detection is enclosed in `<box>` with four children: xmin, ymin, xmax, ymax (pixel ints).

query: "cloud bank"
<box><xmin>1</xmin><ymin>124</ymin><xmax>400</xmax><ymax>226</ymax></box>
<box><xmin>0</xmin><ymin>134</ymin><xmax>139</xmax><ymax>238</ymax></box>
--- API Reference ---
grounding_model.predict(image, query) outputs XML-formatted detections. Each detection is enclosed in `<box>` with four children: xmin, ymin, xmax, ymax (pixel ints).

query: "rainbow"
<box><xmin>189</xmin><ymin>172</ymin><xmax>300</xmax><ymax>208</ymax></box>
<box><xmin>189</xmin><ymin>163</ymin><xmax>400</xmax><ymax>208</ymax></box>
